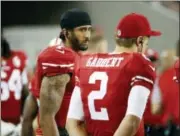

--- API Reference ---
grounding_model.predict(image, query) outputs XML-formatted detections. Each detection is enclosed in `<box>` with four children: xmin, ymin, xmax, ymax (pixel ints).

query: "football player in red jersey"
<box><xmin>1</xmin><ymin>31</ymin><xmax>29</xmax><ymax>136</ymax></box>
<box><xmin>21</xmin><ymin>27</ymin><xmax>105</xmax><ymax>136</ymax></box>
<box><xmin>158</xmin><ymin>52</ymin><xmax>179</xmax><ymax>136</ymax></box>
<box><xmin>170</xmin><ymin>43</ymin><xmax>180</xmax><ymax>136</ymax></box>
<box><xmin>22</xmin><ymin>9</ymin><xmax>92</xmax><ymax>136</ymax></box>
<box><xmin>21</xmin><ymin>38</ymin><xmax>61</xmax><ymax>136</ymax></box>
<box><xmin>143</xmin><ymin>48</ymin><xmax>165</xmax><ymax>136</ymax></box>
<box><xmin>66</xmin><ymin>13</ymin><xmax>161</xmax><ymax>136</ymax></box>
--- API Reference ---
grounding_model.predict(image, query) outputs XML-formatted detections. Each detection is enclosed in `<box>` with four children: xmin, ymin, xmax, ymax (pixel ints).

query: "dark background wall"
<box><xmin>1</xmin><ymin>1</ymin><xmax>86</xmax><ymax>27</ymax></box>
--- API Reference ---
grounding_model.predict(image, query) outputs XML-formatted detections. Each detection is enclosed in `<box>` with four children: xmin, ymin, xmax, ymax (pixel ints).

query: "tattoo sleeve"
<box><xmin>39</xmin><ymin>74</ymin><xmax>70</xmax><ymax>136</ymax></box>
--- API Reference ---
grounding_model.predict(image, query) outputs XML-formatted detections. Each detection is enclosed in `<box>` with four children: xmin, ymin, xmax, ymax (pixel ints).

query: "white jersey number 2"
<box><xmin>88</xmin><ymin>72</ymin><xmax>109</xmax><ymax>120</ymax></box>
<box><xmin>1</xmin><ymin>69</ymin><xmax>22</xmax><ymax>101</ymax></box>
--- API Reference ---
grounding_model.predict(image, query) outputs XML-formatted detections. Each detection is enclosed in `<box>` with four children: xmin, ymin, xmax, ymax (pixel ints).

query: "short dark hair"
<box><xmin>59</xmin><ymin>31</ymin><xmax>66</xmax><ymax>42</ymax></box>
<box><xmin>60</xmin><ymin>9</ymin><xmax>91</xmax><ymax>29</ymax></box>
<box><xmin>1</xmin><ymin>38</ymin><xmax>11</xmax><ymax>58</ymax></box>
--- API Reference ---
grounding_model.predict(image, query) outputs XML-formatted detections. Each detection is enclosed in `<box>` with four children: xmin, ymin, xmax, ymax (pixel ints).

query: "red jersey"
<box><xmin>159</xmin><ymin>67</ymin><xmax>179</xmax><ymax>125</ymax></box>
<box><xmin>77</xmin><ymin>53</ymin><xmax>156</xmax><ymax>136</ymax></box>
<box><xmin>34</xmin><ymin>45</ymin><xmax>76</xmax><ymax>127</ymax></box>
<box><xmin>28</xmin><ymin>75</ymin><xmax>39</xmax><ymax>101</ymax></box>
<box><xmin>1</xmin><ymin>50</ymin><xmax>28</xmax><ymax>124</ymax></box>
<box><xmin>28</xmin><ymin>75</ymin><xmax>40</xmax><ymax>106</ymax></box>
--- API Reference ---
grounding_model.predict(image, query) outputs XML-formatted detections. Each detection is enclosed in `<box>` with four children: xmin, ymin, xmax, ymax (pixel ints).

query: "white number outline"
<box><xmin>1</xmin><ymin>69</ymin><xmax>22</xmax><ymax>101</ymax></box>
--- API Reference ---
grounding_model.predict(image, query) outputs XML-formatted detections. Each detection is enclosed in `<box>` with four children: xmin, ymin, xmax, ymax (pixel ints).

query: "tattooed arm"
<box><xmin>39</xmin><ymin>74</ymin><xmax>70</xmax><ymax>136</ymax></box>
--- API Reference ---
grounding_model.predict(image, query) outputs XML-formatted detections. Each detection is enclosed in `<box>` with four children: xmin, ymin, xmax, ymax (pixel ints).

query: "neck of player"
<box><xmin>113</xmin><ymin>44</ymin><xmax>137</xmax><ymax>54</ymax></box>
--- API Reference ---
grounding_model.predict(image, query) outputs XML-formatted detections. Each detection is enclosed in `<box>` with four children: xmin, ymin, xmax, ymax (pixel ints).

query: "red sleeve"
<box><xmin>128</xmin><ymin>53</ymin><xmax>156</xmax><ymax>91</ymax></box>
<box><xmin>34</xmin><ymin>46</ymin><xmax>75</xmax><ymax>95</ymax></box>
<box><xmin>38</xmin><ymin>46</ymin><xmax>75</xmax><ymax>77</ymax></box>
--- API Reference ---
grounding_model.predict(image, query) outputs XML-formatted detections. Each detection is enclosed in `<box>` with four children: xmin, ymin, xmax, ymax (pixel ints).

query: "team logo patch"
<box><xmin>13</xmin><ymin>56</ymin><xmax>21</xmax><ymax>68</ymax></box>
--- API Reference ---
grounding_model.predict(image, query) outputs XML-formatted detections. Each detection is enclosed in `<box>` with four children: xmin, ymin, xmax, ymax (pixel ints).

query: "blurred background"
<box><xmin>1</xmin><ymin>1</ymin><xmax>180</xmax><ymax>136</ymax></box>
<box><xmin>2</xmin><ymin>1</ymin><xmax>179</xmax><ymax>68</ymax></box>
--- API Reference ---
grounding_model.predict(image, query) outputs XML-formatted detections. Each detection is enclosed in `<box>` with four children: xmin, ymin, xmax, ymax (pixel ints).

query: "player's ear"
<box><xmin>137</xmin><ymin>36</ymin><xmax>143</xmax><ymax>45</ymax></box>
<box><xmin>61</xmin><ymin>29</ymin><xmax>69</xmax><ymax>38</ymax></box>
<box><xmin>136</xmin><ymin>36</ymin><xmax>144</xmax><ymax>53</ymax></box>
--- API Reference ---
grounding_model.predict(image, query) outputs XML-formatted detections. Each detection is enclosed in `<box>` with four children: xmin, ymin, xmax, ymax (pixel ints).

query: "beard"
<box><xmin>70</xmin><ymin>32</ymin><xmax>89</xmax><ymax>51</ymax></box>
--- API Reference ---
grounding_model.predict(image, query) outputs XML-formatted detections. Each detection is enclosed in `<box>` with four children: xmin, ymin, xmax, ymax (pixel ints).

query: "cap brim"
<box><xmin>149</xmin><ymin>30</ymin><xmax>161</xmax><ymax>36</ymax></box>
